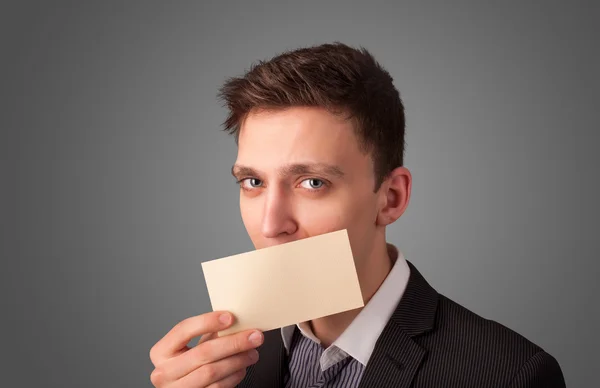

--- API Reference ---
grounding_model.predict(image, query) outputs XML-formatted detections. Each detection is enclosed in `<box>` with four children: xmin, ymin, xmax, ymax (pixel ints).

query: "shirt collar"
<box><xmin>281</xmin><ymin>243</ymin><xmax>411</xmax><ymax>366</ymax></box>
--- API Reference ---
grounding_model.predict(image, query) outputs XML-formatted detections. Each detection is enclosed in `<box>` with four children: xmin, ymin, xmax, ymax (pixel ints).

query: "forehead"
<box><xmin>236</xmin><ymin>107</ymin><xmax>366</xmax><ymax>168</ymax></box>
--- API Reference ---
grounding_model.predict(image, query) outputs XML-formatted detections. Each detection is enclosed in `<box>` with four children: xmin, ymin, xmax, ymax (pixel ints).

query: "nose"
<box><xmin>261</xmin><ymin>187</ymin><xmax>297</xmax><ymax>238</ymax></box>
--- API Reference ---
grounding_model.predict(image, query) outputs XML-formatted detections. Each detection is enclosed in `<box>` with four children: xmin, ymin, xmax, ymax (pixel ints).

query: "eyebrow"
<box><xmin>231</xmin><ymin>163</ymin><xmax>345</xmax><ymax>179</ymax></box>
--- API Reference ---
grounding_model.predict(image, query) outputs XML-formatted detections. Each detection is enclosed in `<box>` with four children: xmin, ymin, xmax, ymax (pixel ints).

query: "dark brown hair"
<box><xmin>217</xmin><ymin>42</ymin><xmax>405</xmax><ymax>191</ymax></box>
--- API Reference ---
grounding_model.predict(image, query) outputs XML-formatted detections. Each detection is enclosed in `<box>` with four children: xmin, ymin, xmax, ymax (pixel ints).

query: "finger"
<box><xmin>174</xmin><ymin>351</ymin><xmax>256</xmax><ymax>388</ymax></box>
<box><xmin>159</xmin><ymin>329</ymin><xmax>263</xmax><ymax>381</ymax></box>
<box><xmin>150</xmin><ymin>311</ymin><xmax>234</xmax><ymax>365</ymax></box>
<box><xmin>197</xmin><ymin>332</ymin><xmax>216</xmax><ymax>345</ymax></box>
<box><xmin>206</xmin><ymin>369</ymin><xmax>247</xmax><ymax>388</ymax></box>
<box><xmin>194</xmin><ymin>329</ymin><xmax>263</xmax><ymax>365</ymax></box>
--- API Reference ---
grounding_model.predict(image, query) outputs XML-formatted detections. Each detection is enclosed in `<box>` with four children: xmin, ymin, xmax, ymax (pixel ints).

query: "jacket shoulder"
<box><xmin>412</xmin><ymin>293</ymin><xmax>564</xmax><ymax>386</ymax></box>
<box><xmin>431</xmin><ymin>293</ymin><xmax>545</xmax><ymax>356</ymax></box>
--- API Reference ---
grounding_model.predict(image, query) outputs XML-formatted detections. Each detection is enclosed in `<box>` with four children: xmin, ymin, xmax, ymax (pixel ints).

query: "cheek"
<box><xmin>240</xmin><ymin>198</ymin><xmax>262</xmax><ymax>237</ymax></box>
<box><xmin>297</xmin><ymin>192</ymin><xmax>377</xmax><ymax>236</ymax></box>
<box><xmin>334</xmin><ymin>193</ymin><xmax>378</xmax><ymax>261</ymax></box>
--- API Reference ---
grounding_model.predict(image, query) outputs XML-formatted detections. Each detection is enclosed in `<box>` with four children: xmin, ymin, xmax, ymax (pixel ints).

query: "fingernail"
<box><xmin>248</xmin><ymin>349</ymin><xmax>259</xmax><ymax>362</ymax></box>
<box><xmin>219</xmin><ymin>313</ymin><xmax>231</xmax><ymax>325</ymax></box>
<box><xmin>248</xmin><ymin>331</ymin><xmax>263</xmax><ymax>345</ymax></box>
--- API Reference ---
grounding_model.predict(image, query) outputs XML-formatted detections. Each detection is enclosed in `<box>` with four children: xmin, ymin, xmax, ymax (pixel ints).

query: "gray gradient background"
<box><xmin>4</xmin><ymin>1</ymin><xmax>599</xmax><ymax>387</ymax></box>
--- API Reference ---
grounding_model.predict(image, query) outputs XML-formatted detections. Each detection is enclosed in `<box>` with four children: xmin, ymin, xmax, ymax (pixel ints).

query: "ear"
<box><xmin>376</xmin><ymin>167</ymin><xmax>412</xmax><ymax>226</ymax></box>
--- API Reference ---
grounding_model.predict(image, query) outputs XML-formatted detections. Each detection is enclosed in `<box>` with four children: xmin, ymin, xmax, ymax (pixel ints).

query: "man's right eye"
<box><xmin>240</xmin><ymin>178</ymin><xmax>263</xmax><ymax>188</ymax></box>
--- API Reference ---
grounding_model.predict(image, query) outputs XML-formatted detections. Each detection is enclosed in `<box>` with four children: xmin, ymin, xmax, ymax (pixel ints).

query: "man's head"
<box><xmin>218</xmin><ymin>42</ymin><xmax>411</xmax><ymax>275</ymax></box>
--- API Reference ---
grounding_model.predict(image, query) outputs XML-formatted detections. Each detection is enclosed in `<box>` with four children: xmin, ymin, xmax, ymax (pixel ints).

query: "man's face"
<box><xmin>232</xmin><ymin>106</ymin><xmax>383</xmax><ymax>269</ymax></box>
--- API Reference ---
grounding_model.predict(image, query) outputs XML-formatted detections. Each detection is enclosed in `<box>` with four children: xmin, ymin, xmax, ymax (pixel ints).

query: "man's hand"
<box><xmin>149</xmin><ymin>312</ymin><xmax>263</xmax><ymax>387</ymax></box>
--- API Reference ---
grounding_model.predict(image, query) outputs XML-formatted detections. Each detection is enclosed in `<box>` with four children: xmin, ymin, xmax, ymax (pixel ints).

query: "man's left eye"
<box><xmin>300</xmin><ymin>179</ymin><xmax>324</xmax><ymax>189</ymax></box>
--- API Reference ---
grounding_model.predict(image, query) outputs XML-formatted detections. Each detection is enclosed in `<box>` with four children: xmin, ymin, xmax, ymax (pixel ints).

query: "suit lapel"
<box><xmin>358</xmin><ymin>260</ymin><xmax>439</xmax><ymax>388</ymax></box>
<box><xmin>250</xmin><ymin>329</ymin><xmax>287</xmax><ymax>388</ymax></box>
<box><xmin>242</xmin><ymin>261</ymin><xmax>438</xmax><ymax>388</ymax></box>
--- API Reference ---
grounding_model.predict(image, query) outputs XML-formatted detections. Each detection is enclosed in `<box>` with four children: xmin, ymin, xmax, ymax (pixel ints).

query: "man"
<box><xmin>149</xmin><ymin>42</ymin><xmax>566</xmax><ymax>387</ymax></box>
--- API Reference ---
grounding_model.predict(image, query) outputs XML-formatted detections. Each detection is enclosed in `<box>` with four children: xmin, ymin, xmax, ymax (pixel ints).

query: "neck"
<box><xmin>309</xmin><ymin>234</ymin><xmax>393</xmax><ymax>348</ymax></box>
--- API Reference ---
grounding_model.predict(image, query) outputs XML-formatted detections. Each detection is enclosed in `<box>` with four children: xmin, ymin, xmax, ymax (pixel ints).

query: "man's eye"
<box><xmin>241</xmin><ymin>178</ymin><xmax>263</xmax><ymax>188</ymax></box>
<box><xmin>300</xmin><ymin>178</ymin><xmax>324</xmax><ymax>189</ymax></box>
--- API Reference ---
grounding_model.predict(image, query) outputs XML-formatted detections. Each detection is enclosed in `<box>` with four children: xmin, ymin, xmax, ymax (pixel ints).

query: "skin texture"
<box><xmin>232</xmin><ymin>106</ymin><xmax>412</xmax><ymax>347</ymax></box>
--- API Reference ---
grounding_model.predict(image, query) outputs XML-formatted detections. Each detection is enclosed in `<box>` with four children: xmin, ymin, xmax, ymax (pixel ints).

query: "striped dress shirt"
<box><xmin>280</xmin><ymin>243</ymin><xmax>411</xmax><ymax>388</ymax></box>
<box><xmin>284</xmin><ymin>326</ymin><xmax>365</xmax><ymax>387</ymax></box>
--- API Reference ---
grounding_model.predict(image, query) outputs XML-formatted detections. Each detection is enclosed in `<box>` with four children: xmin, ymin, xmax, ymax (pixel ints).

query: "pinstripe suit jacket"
<box><xmin>237</xmin><ymin>260</ymin><xmax>566</xmax><ymax>387</ymax></box>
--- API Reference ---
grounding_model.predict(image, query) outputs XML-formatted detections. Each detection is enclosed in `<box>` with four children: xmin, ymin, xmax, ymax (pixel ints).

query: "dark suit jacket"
<box><xmin>238</xmin><ymin>260</ymin><xmax>566</xmax><ymax>387</ymax></box>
